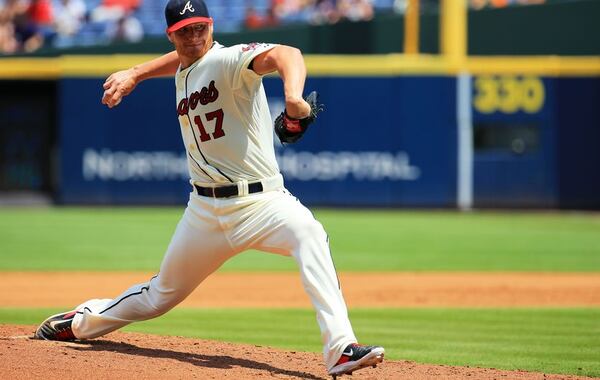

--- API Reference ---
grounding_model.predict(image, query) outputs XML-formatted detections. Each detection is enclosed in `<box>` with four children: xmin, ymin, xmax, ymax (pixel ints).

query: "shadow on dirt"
<box><xmin>67</xmin><ymin>339</ymin><xmax>326</xmax><ymax>380</ymax></box>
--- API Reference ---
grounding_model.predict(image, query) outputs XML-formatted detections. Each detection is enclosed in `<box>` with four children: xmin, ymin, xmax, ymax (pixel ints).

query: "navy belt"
<box><xmin>194</xmin><ymin>182</ymin><xmax>264</xmax><ymax>198</ymax></box>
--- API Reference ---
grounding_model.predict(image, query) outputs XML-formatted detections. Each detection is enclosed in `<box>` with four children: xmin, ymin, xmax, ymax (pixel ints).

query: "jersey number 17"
<box><xmin>193</xmin><ymin>109</ymin><xmax>225</xmax><ymax>142</ymax></box>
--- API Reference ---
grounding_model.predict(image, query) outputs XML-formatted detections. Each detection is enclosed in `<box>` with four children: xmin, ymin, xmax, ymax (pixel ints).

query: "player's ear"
<box><xmin>166</xmin><ymin>32</ymin><xmax>173</xmax><ymax>43</ymax></box>
<box><xmin>207</xmin><ymin>24</ymin><xmax>214</xmax><ymax>44</ymax></box>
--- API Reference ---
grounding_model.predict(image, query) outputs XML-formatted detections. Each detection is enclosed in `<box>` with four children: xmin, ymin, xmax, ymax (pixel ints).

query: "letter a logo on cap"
<box><xmin>165</xmin><ymin>0</ymin><xmax>211</xmax><ymax>33</ymax></box>
<box><xmin>180</xmin><ymin>0</ymin><xmax>195</xmax><ymax>15</ymax></box>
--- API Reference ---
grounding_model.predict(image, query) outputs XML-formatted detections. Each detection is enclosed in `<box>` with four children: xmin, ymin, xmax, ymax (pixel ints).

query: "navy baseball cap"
<box><xmin>165</xmin><ymin>0</ymin><xmax>213</xmax><ymax>33</ymax></box>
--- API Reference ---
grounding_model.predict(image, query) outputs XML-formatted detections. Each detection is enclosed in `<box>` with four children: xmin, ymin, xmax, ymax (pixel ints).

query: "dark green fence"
<box><xmin>468</xmin><ymin>0</ymin><xmax>600</xmax><ymax>55</ymax></box>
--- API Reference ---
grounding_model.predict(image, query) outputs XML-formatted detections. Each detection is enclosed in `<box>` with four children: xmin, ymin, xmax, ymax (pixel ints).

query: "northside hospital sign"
<box><xmin>57</xmin><ymin>69</ymin><xmax>460</xmax><ymax>206</ymax></box>
<box><xmin>81</xmin><ymin>148</ymin><xmax>421</xmax><ymax>182</ymax></box>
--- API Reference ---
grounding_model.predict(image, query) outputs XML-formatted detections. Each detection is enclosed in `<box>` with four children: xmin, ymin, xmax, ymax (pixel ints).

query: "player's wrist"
<box><xmin>129</xmin><ymin>66</ymin><xmax>143</xmax><ymax>84</ymax></box>
<box><xmin>285</xmin><ymin>97</ymin><xmax>310</xmax><ymax>119</ymax></box>
<box><xmin>284</xmin><ymin>95</ymin><xmax>303</xmax><ymax>105</ymax></box>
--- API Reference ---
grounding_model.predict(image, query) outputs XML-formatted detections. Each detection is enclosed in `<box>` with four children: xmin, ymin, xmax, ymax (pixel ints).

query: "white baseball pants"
<box><xmin>71</xmin><ymin>186</ymin><xmax>357</xmax><ymax>370</ymax></box>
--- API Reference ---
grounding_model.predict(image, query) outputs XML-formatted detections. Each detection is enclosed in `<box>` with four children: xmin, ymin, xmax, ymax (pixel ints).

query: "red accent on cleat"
<box><xmin>336</xmin><ymin>355</ymin><xmax>351</xmax><ymax>365</ymax></box>
<box><xmin>328</xmin><ymin>343</ymin><xmax>385</xmax><ymax>377</ymax></box>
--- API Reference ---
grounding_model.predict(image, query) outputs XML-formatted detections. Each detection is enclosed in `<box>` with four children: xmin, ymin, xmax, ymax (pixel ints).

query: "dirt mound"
<box><xmin>1</xmin><ymin>324</ymin><xmax>595</xmax><ymax>380</ymax></box>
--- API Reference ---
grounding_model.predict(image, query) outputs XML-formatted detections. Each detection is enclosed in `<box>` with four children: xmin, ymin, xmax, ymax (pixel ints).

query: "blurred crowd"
<box><xmin>468</xmin><ymin>0</ymin><xmax>545</xmax><ymax>9</ymax></box>
<box><xmin>0</xmin><ymin>0</ymin><xmax>548</xmax><ymax>54</ymax></box>
<box><xmin>243</xmin><ymin>0</ymin><xmax>374</xmax><ymax>30</ymax></box>
<box><xmin>0</xmin><ymin>0</ymin><xmax>144</xmax><ymax>54</ymax></box>
<box><xmin>393</xmin><ymin>0</ymin><xmax>546</xmax><ymax>13</ymax></box>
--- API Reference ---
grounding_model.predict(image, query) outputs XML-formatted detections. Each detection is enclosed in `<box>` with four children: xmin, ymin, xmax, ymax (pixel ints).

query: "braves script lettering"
<box><xmin>177</xmin><ymin>80</ymin><xmax>219</xmax><ymax>116</ymax></box>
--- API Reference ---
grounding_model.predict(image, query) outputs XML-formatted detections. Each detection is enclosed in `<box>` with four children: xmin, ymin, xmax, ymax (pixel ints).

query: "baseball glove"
<box><xmin>274</xmin><ymin>91</ymin><xmax>324</xmax><ymax>144</ymax></box>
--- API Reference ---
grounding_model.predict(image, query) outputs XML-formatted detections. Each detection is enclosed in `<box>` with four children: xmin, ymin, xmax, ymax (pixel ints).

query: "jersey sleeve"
<box><xmin>221</xmin><ymin>43</ymin><xmax>278</xmax><ymax>92</ymax></box>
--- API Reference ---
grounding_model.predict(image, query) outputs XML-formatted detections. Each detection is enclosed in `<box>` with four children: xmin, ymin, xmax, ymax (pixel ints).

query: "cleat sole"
<box><xmin>329</xmin><ymin>351</ymin><xmax>385</xmax><ymax>377</ymax></box>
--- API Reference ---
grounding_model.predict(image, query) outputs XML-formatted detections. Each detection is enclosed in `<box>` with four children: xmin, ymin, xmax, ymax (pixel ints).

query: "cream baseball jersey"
<box><xmin>175</xmin><ymin>41</ymin><xmax>280</xmax><ymax>185</ymax></box>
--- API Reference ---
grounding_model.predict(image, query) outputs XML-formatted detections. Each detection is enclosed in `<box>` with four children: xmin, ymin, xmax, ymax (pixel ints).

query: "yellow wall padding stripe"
<box><xmin>465</xmin><ymin>56</ymin><xmax>600</xmax><ymax>76</ymax></box>
<box><xmin>305</xmin><ymin>54</ymin><xmax>453</xmax><ymax>76</ymax></box>
<box><xmin>0</xmin><ymin>58</ymin><xmax>59</xmax><ymax>78</ymax></box>
<box><xmin>58</xmin><ymin>55</ymin><xmax>162</xmax><ymax>77</ymax></box>
<box><xmin>307</xmin><ymin>55</ymin><xmax>600</xmax><ymax>76</ymax></box>
<box><xmin>0</xmin><ymin>54</ymin><xmax>599</xmax><ymax>79</ymax></box>
<box><xmin>0</xmin><ymin>55</ymin><xmax>162</xmax><ymax>79</ymax></box>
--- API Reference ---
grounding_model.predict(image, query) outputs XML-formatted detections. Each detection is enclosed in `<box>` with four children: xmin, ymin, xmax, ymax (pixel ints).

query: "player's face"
<box><xmin>169</xmin><ymin>22</ymin><xmax>213</xmax><ymax>65</ymax></box>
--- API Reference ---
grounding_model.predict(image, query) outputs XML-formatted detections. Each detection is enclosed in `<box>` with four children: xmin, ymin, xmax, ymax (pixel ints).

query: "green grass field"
<box><xmin>1</xmin><ymin>208</ymin><xmax>599</xmax><ymax>377</ymax></box>
<box><xmin>1</xmin><ymin>208</ymin><xmax>599</xmax><ymax>271</ymax></box>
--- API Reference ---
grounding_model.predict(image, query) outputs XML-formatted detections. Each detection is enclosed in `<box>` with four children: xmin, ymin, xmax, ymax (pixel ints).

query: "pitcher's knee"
<box><xmin>289</xmin><ymin>219</ymin><xmax>327</xmax><ymax>245</ymax></box>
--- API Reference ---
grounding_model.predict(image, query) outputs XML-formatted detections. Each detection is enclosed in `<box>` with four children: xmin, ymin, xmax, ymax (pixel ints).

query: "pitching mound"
<box><xmin>1</xmin><ymin>325</ymin><xmax>595</xmax><ymax>380</ymax></box>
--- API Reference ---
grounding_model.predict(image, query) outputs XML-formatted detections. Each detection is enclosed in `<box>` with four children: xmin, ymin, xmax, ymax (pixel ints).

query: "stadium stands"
<box><xmin>0</xmin><ymin>0</ymin><xmax>553</xmax><ymax>54</ymax></box>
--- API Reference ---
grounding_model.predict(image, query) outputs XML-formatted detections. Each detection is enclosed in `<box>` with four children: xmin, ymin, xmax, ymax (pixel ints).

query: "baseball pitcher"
<box><xmin>34</xmin><ymin>0</ymin><xmax>384</xmax><ymax>377</ymax></box>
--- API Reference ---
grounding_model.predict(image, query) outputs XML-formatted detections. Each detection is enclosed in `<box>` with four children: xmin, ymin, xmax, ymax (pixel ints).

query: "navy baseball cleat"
<box><xmin>34</xmin><ymin>310</ymin><xmax>78</xmax><ymax>341</ymax></box>
<box><xmin>328</xmin><ymin>343</ymin><xmax>385</xmax><ymax>378</ymax></box>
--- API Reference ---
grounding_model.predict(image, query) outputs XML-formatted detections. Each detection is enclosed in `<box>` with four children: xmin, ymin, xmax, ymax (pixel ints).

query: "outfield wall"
<box><xmin>60</xmin><ymin>75</ymin><xmax>457</xmax><ymax>206</ymax></box>
<box><xmin>1</xmin><ymin>55</ymin><xmax>599</xmax><ymax>208</ymax></box>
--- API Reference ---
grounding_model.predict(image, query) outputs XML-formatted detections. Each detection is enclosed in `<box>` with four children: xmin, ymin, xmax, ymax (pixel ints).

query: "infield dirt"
<box><xmin>2</xmin><ymin>324</ymin><xmax>598</xmax><ymax>380</ymax></box>
<box><xmin>2</xmin><ymin>271</ymin><xmax>599</xmax><ymax>379</ymax></box>
<box><xmin>2</xmin><ymin>271</ymin><xmax>600</xmax><ymax>307</ymax></box>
